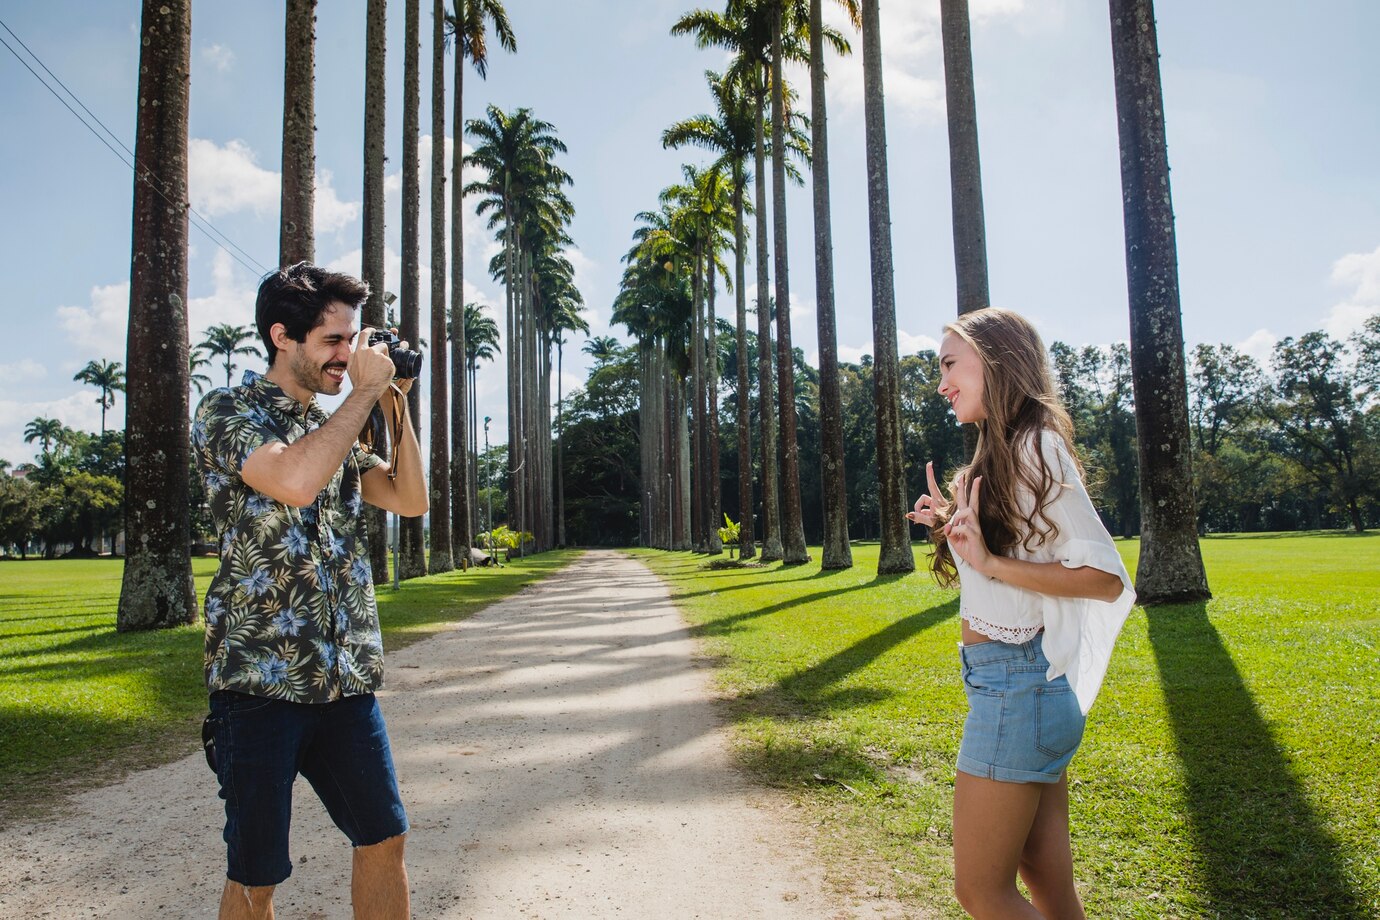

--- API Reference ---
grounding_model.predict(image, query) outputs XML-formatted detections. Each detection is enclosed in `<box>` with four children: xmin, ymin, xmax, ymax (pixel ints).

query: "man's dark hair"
<box><xmin>255</xmin><ymin>262</ymin><xmax>371</xmax><ymax>365</ymax></box>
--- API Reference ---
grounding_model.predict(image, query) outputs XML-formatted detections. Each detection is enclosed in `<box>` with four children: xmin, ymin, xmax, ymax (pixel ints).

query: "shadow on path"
<box><xmin>1147</xmin><ymin>602</ymin><xmax>1368</xmax><ymax>918</ymax></box>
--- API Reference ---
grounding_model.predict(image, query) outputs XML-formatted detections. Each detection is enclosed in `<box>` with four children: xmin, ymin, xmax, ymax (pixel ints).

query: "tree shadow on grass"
<box><xmin>1148</xmin><ymin>602</ymin><xmax>1369</xmax><ymax>918</ymax></box>
<box><xmin>738</xmin><ymin>598</ymin><xmax>958</xmax><ymax>720</ymax></box>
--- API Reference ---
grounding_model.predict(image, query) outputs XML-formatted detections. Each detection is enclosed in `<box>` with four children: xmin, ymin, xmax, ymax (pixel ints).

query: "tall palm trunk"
<box><xmin>361</xmin><ymin>0</ymin><xmax>389</xmax><ymax>582</ymax></box>
<box><xmin>770</xmin><ymin>9</ymin><xmax>810</xmax><ymax>565</ymax></box>
<box><xmin>691</xmin><ymin>242</ymin><xmax>707</xmax><ymax>551</ymax></box>
<box><xmin>939</xmin><ymin>0</ymin><xmax>989</xmax><ymax>315</ymax></box>
<box><xmin>810</xmin><ymin>0</ymin><xmax>851</xmax><ymax>569</ymax></box>
<box><xmin>861</xmin><ymin>0</ymin><xmax>915</xmax><ymax>575</ymax></box>
<box><xmin>706</xmin><ymin>254</ymin><xmax>723</xmax><ymax>555</ymax></box>
<box><xmin>731</xmin><ymin>172</ymin><xmax>755</xmax><ymax>559</ymax></box>
<box><xmin>427</xmin><ymin>0</ymin><xmax>453</xmax><ymax>573</ymax></box>
<box><xmin>279</xmin><ymin>0</ymin><xmax>316</xmax><ymax>265</ymax></box>
<box><xmin>753</xmin><ymin>82</ymin><xmax>783</xmax><ymax>562</ymax></box>
<box><xmin>119</xmin><ymin>0</ymin><xmax>195</xmax><ymax>630</ymax></box>
<box><xmin>398</xmin><ymin>0</ymin><xmax>427</xmax><ymax>578</ymax></box>
<box><xmin>556</xmin><ymin>337</ymin><xmax>567</xmax><ymax>546</ymax></box>
<box><xmin>504</xmin><ymin>209</ymin><xmax>521</xmax><ymax>552</ymax></box>
<box><xmin>679</xmin><ymin>376</ymin><xmax>692</xmax><ymax>550</ymax></box>
<box><xmin>1109</xmin><ymin>0</ymin><xmax>1209</xmax><ymax>603</ymax></box>
<box><xmin>449</xmin><ymin>26</ymin><xmax>471</xmax><ymax>566</ymax></box>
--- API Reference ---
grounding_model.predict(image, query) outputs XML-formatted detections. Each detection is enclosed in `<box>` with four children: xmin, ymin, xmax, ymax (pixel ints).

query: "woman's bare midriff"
<box><xmin>959</xmin><ymin>621</ymin><xmax>1044</xmax><ymax>647</ymax></box>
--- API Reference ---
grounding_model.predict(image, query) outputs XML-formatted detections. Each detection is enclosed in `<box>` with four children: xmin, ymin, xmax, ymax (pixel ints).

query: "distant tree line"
<box><xmin>549</xmin><ymin>314</ymin><xmax>1380</xmax><ymax>546</ymax></box>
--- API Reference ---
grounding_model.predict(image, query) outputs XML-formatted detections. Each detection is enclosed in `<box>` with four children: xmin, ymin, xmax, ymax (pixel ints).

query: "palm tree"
<box><xmin>551</xmin><ymin>297</ymin><xmax>589</xmax><ymax>547</ymax></box>
<box><xmin>279</xmin><ymin>0</ymin><xmax>316</xmax><ymax>264</ymax></box>
<box><xmin>427</xmin><ymin>0</ymin><xmax>454</xmax><ymax>573</ymax></box>
<box><xmin>189</xmin><ymin>346</ymin><xmax>213</xmax><ymax>395</ymax></box>
<box><xmin>361</xmin><ymin>0</ymin><xmax>390</xmax><ymax>585</ymax></box>
<box><xmin>398</xmin><ymin>0</ymin><xmax>427</xmax><ymax>578</ymax></box>
<box><xmin>23</xmin><ymin>417</ymin><xmax>65</xmax><ymax>460</ymax></box>
<box><xmin>1109</xmin><ymin>0</ymin><xmax>1209</xmax><ymax>603</ymax></box>
<box><xmin>673</xmin><ymin>4</ymin><xmax>783</xmax><ymax>561</ymax></box>
<box><xmin>465</xmin><ymin>104</ymin><xmax>574</xmax><ymax>553</ymax></box>
<box><xmin>199</xmin><ymin>323</ymin><xmax>262</xmax><ymax>388</ymax></box>
<box><xmin>73</xmin><ymin>359</ymin><xmax>126</xmax><ymax>436</ymax></box>
<box><xmin>939</xmin><ymin>0</ymin><xmax>990</xmax><ymax>316</ymax></box>
<box><xmin>663</xmin><ymin>68</ymin><xmax>758</xmax><ymax>559</ymax></box>
<box><xmin>763</xmin><ymin>0</ymin><xmax>818</xmax><ymax>565</ymax></box>
<box><xmin>460</xmin><ymin>301</ymin><xmax>500</xmax><ymax>515</ymax></box>
<box><xmin>120</xmin><ymin>0</ymin><xmax>196</xmax><ymax>629</ymax></box>
<box><xmin>446</xmin><ymin>0</ymin><xmax>515</xmax><ymax>564</ymax></box>
<box><xmin>803</xmin><ymin>0</ymin><xmax>859</xmax><ymax>569</ymax></box>
<box><xmin>583</xmin><ymin>335</ymin><xmax>621</xmax><ymax>367</ymax></box>
<box><xmin>861</xmin><ymin>0</ymin><xmax>914</xmax><ymax>575</ymax></box>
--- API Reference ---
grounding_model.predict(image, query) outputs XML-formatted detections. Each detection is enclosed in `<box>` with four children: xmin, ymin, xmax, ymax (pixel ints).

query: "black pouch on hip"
<box><xmin>201</xmin><ymin>714</ymin><xmax>219</xmax><ymax>774</ymax></box>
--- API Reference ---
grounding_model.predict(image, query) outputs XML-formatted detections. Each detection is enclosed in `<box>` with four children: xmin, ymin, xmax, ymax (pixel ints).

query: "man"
<box><xmin>193</xmin><ymin>263</ymin><xmax>427</xmax><ymax>919</ymax></box>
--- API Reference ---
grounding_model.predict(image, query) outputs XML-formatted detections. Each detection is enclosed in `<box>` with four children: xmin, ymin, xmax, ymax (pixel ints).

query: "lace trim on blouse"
<box><xmin>963</xmin><ymin>614</ymin><xmax>1042</xmax><ymax>645</ymax></box>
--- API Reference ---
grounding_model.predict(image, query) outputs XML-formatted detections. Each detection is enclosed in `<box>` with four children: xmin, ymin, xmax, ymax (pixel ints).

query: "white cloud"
<box><xmin>817</xmin><ymin>0</ymin><xmax>1028</xmax><ymax>123</ymax></box>
<box><xmin>57</xmin><ymin>282</ymin><xmax>129</xmax><ymax>359</ymax></box>
<box><xmin>190</xmin><ymin>138</ymin><xmax>279</xmax><ymax>218</ymax></box>
<box><xmin>201</xmin><ymin>43</ymin><xmax>235</xmax><ymax>72</ymax></box>
<box><xmin>188</xmin><ymin>250</ymin><xmax>262</xmax><ymax>384</ymax></box>
<box><xmin>189</xmin><ymin>138</ymin><xmax>361</xmax><ymax>237</ymax></box>
<box><xmin>0</xmin><ymin>360</ymin><xmax>47</xmax><ymax>386</ymax></box>
<box><xmin>1237</xmin><ymin>328</ymin><xmax>1278</xmax><ymax>365</ymax></box>
<box><xmin>0</xmin><ymin>391</ymin><xmax>103</xmax><ymax>465</ymax></box>
<box><xmin>313</xmin><ymin>170</ymin><xmax>359</xmax><ymax>236</ymax></box>
<box><xmin>837</xmin><ymin>327</ymin><xmax>940</xmax><ymax>365</ymax></box>
<box><xmin>1322</xmin><ymin>243</ymin><xmax>1380</xmax><ymax>338</ymax></box>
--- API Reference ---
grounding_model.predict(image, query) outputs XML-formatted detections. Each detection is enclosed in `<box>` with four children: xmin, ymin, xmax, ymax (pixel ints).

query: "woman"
<box><xmin>908</xmin><ymin>308</ymin><xmax>1135</xmax><ymax>919</ymax></box>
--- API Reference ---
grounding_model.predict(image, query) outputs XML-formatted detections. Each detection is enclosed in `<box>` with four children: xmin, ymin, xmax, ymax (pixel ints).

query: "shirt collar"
<box><xmin>241</xmin><ymin>369</ymin><xmax>327</xmax><ymax>425</ymax></box>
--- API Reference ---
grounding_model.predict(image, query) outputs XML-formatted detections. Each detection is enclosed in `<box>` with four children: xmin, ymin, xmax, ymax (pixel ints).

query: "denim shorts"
<box><xmin>956</xmin><ymin>632</ymin><xmax>1085</xmax><ymax>784</ymax></box>
<box><xmin>207</xmin><ymin>690</ymin><xmax>409</xmax><ymax>887</ymax></box>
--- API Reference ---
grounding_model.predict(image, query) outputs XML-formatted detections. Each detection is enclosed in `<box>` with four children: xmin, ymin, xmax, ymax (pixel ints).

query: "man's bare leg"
<box><xmin>219</xmin><ymin>882</ymin><xmax>275</xmax><ymax>920</ymax></box>
<box><xmin>352</xmin><ymin>833</ymin><xmax>410</xmax><ymax>919</ymax></box>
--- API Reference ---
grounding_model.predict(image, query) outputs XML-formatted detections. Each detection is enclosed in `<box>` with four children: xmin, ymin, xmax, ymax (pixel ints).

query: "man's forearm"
<box><xmin>373</xmin><ymin>391</ymin><xmax>429</xmax><ymax>516</ymax></box>
<box><xmin>242</xmin><ymin>388</ymin><xmax>381</xmax><ymax>507</ymax></box>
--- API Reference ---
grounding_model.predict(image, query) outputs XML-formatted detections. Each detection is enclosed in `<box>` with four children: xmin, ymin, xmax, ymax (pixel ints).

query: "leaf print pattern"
<box><xmin>194</xmin><ymin>370</ymin><xmax>386</xmax><ymax>704</ymax></box>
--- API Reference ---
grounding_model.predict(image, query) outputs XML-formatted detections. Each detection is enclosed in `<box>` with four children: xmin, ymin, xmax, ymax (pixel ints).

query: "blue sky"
<box><xmin>2</xmin><ymin>0</ymin><xmax>1377</xmax><ymax>466</ymax></box>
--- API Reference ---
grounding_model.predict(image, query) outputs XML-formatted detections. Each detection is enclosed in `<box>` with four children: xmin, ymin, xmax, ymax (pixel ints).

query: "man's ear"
<box><xmin>269</xmin><ymin>323</ymin><xmax>295</xmax><ymax>353</ymax></box>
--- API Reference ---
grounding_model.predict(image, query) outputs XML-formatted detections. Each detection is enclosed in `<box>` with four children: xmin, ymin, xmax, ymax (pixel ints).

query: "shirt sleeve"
<box><xmin>193</xmin><ymin>388</ymin><xmax>280</xmax><ymax>479</ymax></box>
<box><xmin>351</xmin><ymin>443</ymin><xmax>385</xmax><ymax>475</ymax></box>
<box><xmin>1036</xmin><ymin>431</ymin><xmax>1137</xmax><ymax>714</ymax></box>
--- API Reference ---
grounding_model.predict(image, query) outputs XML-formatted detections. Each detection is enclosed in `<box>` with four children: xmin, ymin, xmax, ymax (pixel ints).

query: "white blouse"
<box><xmin>954</xmin><ymin>430</ymin><xmax>1136</xmax><ymax>714</ymax></box>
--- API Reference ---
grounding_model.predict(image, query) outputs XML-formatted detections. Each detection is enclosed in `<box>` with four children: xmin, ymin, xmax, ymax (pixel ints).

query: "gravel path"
<box><xmin>0</xmin><ymin>549</ymin><xmax>902</xmax><ymax>918</ymax></box>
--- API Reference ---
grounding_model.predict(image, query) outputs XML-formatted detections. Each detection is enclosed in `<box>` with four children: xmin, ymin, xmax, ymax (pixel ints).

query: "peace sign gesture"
<box><xmin>906</xmin><ymin>461</ymin><xmax>951</xmax><ymax>528</ymax></box>
<box><xmin>944</xmin><ymin>472</ymin><xmax>992</xmax><ymax>573</ymax></box>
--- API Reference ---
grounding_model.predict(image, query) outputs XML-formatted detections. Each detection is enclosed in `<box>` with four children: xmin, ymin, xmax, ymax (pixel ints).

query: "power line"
<box><xmin>0</xmin><ymin>16</ymin><xmax>272</xmax><ymax>278</ymax></box>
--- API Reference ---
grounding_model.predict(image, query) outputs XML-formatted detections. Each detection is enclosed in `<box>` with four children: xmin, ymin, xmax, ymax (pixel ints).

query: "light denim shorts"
<box><xmin>956</xmin><ymin>631</ymin><xmax>1085</xmax><ymax>784</ymax></box>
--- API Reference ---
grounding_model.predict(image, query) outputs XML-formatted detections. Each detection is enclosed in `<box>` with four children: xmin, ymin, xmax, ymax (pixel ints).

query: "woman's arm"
<box><xmin>945</xmin><ymin>473</ymin><xmax>1125</xmax><ymax>603</ymax></box>
<box><xmin>980</xmin><ymin>555</ymin><xmax>1124</xmax><ymax>603</ymax></box>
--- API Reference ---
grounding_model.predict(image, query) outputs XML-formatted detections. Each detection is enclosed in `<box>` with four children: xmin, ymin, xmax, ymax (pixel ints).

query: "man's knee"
<box><xmin>356</xmin><ymin>832</ymin><xmax>407</xmax><ymax>864</ymax></box>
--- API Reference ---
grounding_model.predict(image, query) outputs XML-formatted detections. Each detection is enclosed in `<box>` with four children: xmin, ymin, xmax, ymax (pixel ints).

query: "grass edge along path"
<box><xmin>630</xmin><ymin>534</ymin><xmax>1380</xmax><ymax>919</ymax></box>
<box><xmin>0</xmin><ymin>549</ymin><xmax>581</xmax><ymax>827</ymax></box>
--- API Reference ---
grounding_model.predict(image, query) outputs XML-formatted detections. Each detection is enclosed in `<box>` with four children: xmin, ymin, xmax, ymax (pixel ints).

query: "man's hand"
<box><xmin>350</xmin><ymin>327</ymin><xmax>397</xmax><ymax>400</ymax></box>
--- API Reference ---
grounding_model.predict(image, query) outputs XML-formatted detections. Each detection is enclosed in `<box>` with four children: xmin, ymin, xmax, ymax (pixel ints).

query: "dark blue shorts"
<box><xmin>207</xmin><ymin>690</ymin><xmax>409</xmax><ymax>887</ymax></box>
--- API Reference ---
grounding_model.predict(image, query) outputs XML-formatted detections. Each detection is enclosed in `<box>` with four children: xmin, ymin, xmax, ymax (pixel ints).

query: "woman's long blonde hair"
<box><xmin>930</xmin><ymin>308</ymin><xmax>1082</xmax><ymax>587</ymax></box>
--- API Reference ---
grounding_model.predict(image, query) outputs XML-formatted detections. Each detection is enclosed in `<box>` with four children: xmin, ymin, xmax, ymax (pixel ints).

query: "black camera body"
<box><xmin>368</xmin><ymin>330</ymin><xmax>423</xmax><ymax>379</ymax></box>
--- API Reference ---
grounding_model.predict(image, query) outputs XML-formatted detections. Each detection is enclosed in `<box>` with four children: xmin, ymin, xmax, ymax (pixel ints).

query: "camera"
<box><xmin>368</xmin><ymin>330</ymin><xmax>423</xmax><ymax>379</ymax></box>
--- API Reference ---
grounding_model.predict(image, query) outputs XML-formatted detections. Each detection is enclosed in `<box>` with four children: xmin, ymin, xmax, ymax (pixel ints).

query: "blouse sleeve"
<box><xmin>1036</xmin><ymin>431</ymin><xmax>1137</xmax><ymax>714</ymax></box>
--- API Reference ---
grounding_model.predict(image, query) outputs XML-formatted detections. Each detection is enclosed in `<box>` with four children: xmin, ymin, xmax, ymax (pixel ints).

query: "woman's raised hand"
<box><xmin>945</xmin><ymin>472</ymin><xmax>992</xmax><ymax>573</ymax></box>
<box><xmin>906</xmin><ymin>461</ymin><xmax>951</xmax><ymax>527</ymax></box>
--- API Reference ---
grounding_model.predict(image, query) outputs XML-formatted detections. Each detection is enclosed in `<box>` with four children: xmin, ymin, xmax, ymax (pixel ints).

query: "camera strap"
<box><xmin>387</xmin><ymin>384</ymin><xmax>406</xmax><ymax>482</ymax></box>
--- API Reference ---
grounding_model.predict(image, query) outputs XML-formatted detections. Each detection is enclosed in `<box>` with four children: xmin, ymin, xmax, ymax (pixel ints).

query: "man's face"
<box><xmin>283</xmin><ymin>302</ymin><xmax>358</xmax><ymax>398</ymax></box>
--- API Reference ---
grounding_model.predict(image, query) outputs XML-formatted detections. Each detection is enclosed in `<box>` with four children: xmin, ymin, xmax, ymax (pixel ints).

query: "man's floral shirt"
<box><xmin>193</xmin><ymin>370</ymin><xmax>385</xmax><ymax>703</ymax></box>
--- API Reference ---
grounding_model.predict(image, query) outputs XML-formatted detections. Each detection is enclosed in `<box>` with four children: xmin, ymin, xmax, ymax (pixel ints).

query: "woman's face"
<box><xmin>938</xmin><ymin>331</ymin><xmax>987</xmax><ymax>424</ymax></box>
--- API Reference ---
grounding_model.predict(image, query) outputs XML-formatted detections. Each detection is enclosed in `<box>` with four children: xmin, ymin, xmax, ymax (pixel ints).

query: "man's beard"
<box><xmin>289</xmin><ymin>348</ymin><xmax>346</xmax><ymax>396</ymax></box>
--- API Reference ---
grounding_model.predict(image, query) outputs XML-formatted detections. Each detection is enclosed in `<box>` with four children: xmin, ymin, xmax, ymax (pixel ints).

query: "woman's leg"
<box><xmin>952</xmin><ymin>771</ymin><xmax>1045</xmax><ymax>919</ymax></box>
<box><xmin>1018</xmin><ymin>772</ymin><xmax>1084</xmax><ymax>919</ymax></box>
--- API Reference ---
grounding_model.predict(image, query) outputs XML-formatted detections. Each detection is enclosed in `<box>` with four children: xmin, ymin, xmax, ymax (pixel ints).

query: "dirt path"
<box><xmin>0</xmin><ymin>549</ymin><xmax>903</xmax><ymax>918</ymax></box>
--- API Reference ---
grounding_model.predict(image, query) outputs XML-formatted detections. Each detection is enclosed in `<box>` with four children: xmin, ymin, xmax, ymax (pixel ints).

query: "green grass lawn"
<box><xmin>631</xmin><ymin>533</ymin><xmax>1380</xmax><ymax>919</ymax></box>
<box><xmin>0</xmin><ymin>549</ymin><xmax>578</xmax><ymax>825</ymax></box>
